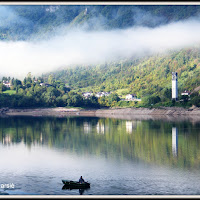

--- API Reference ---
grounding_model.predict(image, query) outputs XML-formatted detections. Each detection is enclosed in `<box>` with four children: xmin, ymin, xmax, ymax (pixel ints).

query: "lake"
<box><xmin>0</xmin><ymin>115</ymin><xmax>200</xmax><ymax>196</ymax></box>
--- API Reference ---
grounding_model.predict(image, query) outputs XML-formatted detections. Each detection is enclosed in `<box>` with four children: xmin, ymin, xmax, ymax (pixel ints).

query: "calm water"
<box><xmin>0</xmin><ymin>116</ymin><xmax>200</xmax><ymax>195</ymax></box>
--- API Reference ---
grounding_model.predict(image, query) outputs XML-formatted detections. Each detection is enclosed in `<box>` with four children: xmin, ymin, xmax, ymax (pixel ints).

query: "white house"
<box><xmin>3</xmin><ymin>81</ymin><xmax>11</xmax><ymax>88</ymax></box>
<box><xmin>40</xmin><ymin>83</ymin><xmax>46</xmax><ymax>86</ymax></box>
<box><xmin>125</xmin><ymin>94</ymin><xmax>137</xmax><ymax>101</ymax></box>
<box><xmin>40</xmin><ymin>83</ymin><xmax>51</xmax><ymax>87</ymax></box>
<box><xmin>82</xmin><ymin>92</ymin><xmax>93</xmax><ymax>99</ymax></box>
<box><xmin>95</xmin><ymin>92</ymin><xmax>111</xmax><ymax>98</ymax></box>
<box><xmin>46</xmin><ymin>5</ymin><xmax>59</xmax><ymax>12</ymax></box>
<box><xmin>181</xmin><ymin>90</ymin><xmax>190</xmax><ymax>96</ymax></box>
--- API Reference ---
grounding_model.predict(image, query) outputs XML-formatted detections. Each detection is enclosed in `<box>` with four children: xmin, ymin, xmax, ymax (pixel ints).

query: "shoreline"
<box><xmin>2</xmin><ymin>106</ymin><xmax>200</xmax><ymax>122</ymax></box>
<box><xmin>3</xmin><ymin>106</ymin><xmax>200</xmax><ymax>115</ymax></box>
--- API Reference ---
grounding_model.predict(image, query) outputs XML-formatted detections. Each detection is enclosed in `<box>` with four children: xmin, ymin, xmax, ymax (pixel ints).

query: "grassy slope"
<box><xmin>3</xmin><ymin>90</ymin><xmax>16</xmax><ymax>95</ymax></box>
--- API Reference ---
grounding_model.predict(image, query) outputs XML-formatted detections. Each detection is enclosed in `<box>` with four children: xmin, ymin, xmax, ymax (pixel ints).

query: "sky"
<box><xmin>1</xmin><ymin>6</ymin><xmax>200</xmax><ymax>79</ymax></box>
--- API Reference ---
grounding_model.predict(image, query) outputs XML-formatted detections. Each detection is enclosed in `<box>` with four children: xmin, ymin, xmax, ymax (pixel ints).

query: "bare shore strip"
<box><xmin>2</xmin><ymin>106</ymin><xmax>200</xmax><ymax>122</ymax></box>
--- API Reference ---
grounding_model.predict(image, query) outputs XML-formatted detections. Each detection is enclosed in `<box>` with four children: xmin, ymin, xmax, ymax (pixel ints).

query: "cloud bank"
<box><xmin>1</xmin><ymin>17</ymin><xmax>200</xmax><ymax>78</ymax></box>
<box><xmin>0</xmin><ymin>6</ymin><xmax>30</xmax><ymax>28</ymax></box>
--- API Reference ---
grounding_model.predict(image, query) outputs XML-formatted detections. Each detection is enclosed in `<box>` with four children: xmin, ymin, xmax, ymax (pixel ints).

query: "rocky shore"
<box><xmin>1</xmin><ymin>106</ymin><xmax>200</xmax><ymax>122</ymax></box>
<box><xmin>1</xmin><ymin>106</ymin><xmax>200</xmax><ymax>116</ymax></box>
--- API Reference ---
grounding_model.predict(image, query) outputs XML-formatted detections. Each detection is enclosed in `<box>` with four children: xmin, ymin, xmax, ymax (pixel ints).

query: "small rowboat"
<box><xmin>62</xmin><ymin>180</ymin><xmax>90</xmax><ymax>189</ymax></box>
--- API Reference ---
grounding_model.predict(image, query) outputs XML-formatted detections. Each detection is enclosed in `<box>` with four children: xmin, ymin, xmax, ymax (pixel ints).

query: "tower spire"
<box><xmin>172</xmin><ymin>72</ymin><xmax>178</xmax><ymax>100</ymax></box>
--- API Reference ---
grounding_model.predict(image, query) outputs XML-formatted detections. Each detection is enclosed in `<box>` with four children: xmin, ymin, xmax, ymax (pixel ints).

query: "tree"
<box><xmin>107</xmin><ymin>93</ymin><xmax>120</xmax><ymax>106</ymax></box>
<box><xmin>142</xmin><ymin>95</ymin><xmax>161</xmax><ymax>106</ymax></box>
<box><xmin>162</xmin><ymin>88</ymin><xmax>172</xmax><ymax>99</ymax></box>
<box><xmin>98</xmin><ymin>96</ymin><xmax>108</xmax><ymax>107</ymax></box>
<box><xmin>23</xmin><ymin>77</ymin><xmax>27</xmax><ymax>85</ymax></box>
<box><xmin>56</xmin><ymin>96</ymin><xmax>65</xmax><ymax>107</ymax></box>
<box><xmin>14</xmin><ymin>79</ymin><xmax>22</xmax><ymax>89</ymax></box>
<box><xmin>85</xmin><ymin>95</ymin><xmax>99</xmax><ymax>108</ymax></box>
<box><xmin>71</xmin><ymin>94</ymin><xmax>83</xmax><ymax>107</ymax></box>
<box><xmin>27</xmin><ymin>72</ymin><xmax>32</xmax><ymax>83</ymax></box>
<box><xmin>191</xmin><ymin>96</ymin><xmax>200</xmax><ymax>107</ymax></box>
<box><xmin>48</xmin><ymin>74</ymin><xmax>54</xmax><ymax>85</ymax></box>
<box><xmin>18</xmin><ymin>88</ymin><xmax>25</xmax><ymax>95</ymax></box>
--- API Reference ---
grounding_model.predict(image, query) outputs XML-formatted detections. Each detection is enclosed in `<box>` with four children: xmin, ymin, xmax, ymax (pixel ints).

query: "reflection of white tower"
<box><xmin>172</xmin><ymin>127</ymin><xmax>178</xmax><ymax>157</ymax></box>
<box><xmin>172</xmin><ymin>72</ymin><xmax>178</xmax><ymax>100</ymax></box>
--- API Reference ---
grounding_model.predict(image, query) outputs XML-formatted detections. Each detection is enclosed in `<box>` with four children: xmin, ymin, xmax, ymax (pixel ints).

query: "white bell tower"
<box><xmin>172</xmin><ymin>72</ymin><xmax>178</xmax><ymax>100</ymax></box>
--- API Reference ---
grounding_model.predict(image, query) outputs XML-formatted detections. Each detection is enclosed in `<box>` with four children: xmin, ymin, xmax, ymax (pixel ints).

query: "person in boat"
<box><xmin>79</xmin><ymin>176</ymin><xmax>85</xmax><ymax>184</ymax></box>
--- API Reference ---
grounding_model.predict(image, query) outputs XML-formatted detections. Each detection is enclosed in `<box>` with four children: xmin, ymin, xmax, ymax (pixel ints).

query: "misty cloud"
<box><xmin>1</xmin><ymin>17</ymin><xmax>200</xmax><ymax>78</ymax></box>
<box><xmin>131</xmin><ymin>7</ymin><xmax>167</xmax><ymax>27</ymax></box>
<box><xmin>0</xmin><ymin>6</ymin><xmax>30</xmax><ymax>28</ymax></box>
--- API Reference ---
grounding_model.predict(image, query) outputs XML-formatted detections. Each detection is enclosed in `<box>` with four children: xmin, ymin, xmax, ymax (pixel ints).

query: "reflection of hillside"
<box><xmin>96</xmin><ymin>122</ymin><xmax>105</xmax><ymax>134</ymax></box>
<box><xmin>0</xmin><ymin>116</ymin><xmax>200</xmax><ymax>169</ymax></box>
<box><xmin>95</xmin><ymin>113</ymin><xmax>200</xmax><ymax>125</ymax></box>
<box><xmin>2</xmin><ymin>134</ymin><xmax>11</xmax><ymax>145</ymax></box>
<box><xmin>83</xmin><ymin>122</ymin><xmax>92</xmax><ymax>134</ymax></box>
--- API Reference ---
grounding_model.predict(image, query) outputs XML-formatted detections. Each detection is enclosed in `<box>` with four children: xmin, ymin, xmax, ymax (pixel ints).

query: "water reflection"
<box><xmin>62</xmin><ymin>185</ymin><xmax>90</xmax><ymax>195</ymax></box>
<box><xmin>83</xmin><ymin>122</ymin><xmax>92</xmax><ymax>134</ymax></box>
<box><xmin>2</xmin><ymin>134</ymin><xmax>11</xmax><ymax>145</ymax></box>
<box><xmin>172</xmin><ymin>127</ymin><xmax>178</xmax><ymax>157</ymax></box>
<box><xmin>126</xmin><ymin>121</ymin><xmax>133</xmax><ymax>134</ymax></box>
<box><xmin>96</xmin><ymin>122</ymin><xmax>105</xmax><ymax>134</ymax></box>
<box><xmin>0</xmin><ymin>116</ymin><xmax>200</xmax><ymax>169</ymax></box>
<box><xmin>125</xmin><ymin>120</ymin><xmax>142</xmax><ymax>134</ymax></box>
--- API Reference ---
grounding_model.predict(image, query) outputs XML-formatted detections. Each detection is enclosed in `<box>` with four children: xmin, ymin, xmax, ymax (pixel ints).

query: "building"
<box><xmin>125</xmin><ymin>94</ymin><xmax>137</xmax><ymax>101</ymax></box>
<box><xmin>40</xmin><ymin>83</ymin><xmax>51</xmax><ymax>87</ymax></box>
<box><xmin>95</xmin><ymin>92</ymin><xmax>110</xmax><ymax>98</ymax></box>
<box><xmin>46</xmin><ymin>5</ymin><xmax>59</xmax><ymax>12</ymax></box>
<box><xmin>181</xmin><ymin>90</ymin><xmax>190</xmax><ymax>96</ymax></box>
<box><xmin>82</xmin><ymin>92</ymin><xmax>93</xmax><ymax>99</ymax></box>
<box><xmin>2</xmin><ymin>80</ymin><xmax>11</xmax><ymax>88</ymax></box>
<box><xmin>172</xmin><ymin>72</ymin><xmax>178</xmax><ymax>100</ymax></box>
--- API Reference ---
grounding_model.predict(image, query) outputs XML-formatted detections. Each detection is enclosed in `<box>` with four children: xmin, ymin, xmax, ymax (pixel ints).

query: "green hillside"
<box><xmin>47</xmin><ymin>47</ymin><xmax>200</xmax><ymax>99</ymax></box>
<box><xmin>1</xmin><ymin>5</ymin><xmax>200</xmax><ymax>108</ymax></box>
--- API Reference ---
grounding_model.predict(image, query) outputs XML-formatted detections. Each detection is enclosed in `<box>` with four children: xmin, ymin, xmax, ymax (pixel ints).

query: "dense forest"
<box><xmin>1</xmin><ymin>46</ymin><xmax>200</xmax><ymax>109</ymax></box>
<box><xmin>1</xmin><ymin>5</ymin><xmax>200</xmax><ymax>41</ymax></box>
<box><xmin>0</xmin><ymin>74</ymin><xmax>121</xmax><ymax>108</ymax></box>
<box><xmin>44</xmin><ymin>47</ymin><xmax>200</xmax><ymax>108</ymax></box>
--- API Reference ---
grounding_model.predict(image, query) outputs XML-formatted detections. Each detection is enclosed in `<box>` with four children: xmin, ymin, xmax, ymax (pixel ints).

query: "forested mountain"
<box><xmin>1</xmin><ymin>4</ymin><xmax>200</xmax><ymax>108</ymax></box>
<box><xmin>1</xmin><ymin>5</ymin><xmax>200</xmax><ymax>40</ymax></box>
<box><xmin>46</xmin><ymin>47</ymin><xmax>200</xmax><ymax>98</ymax></box>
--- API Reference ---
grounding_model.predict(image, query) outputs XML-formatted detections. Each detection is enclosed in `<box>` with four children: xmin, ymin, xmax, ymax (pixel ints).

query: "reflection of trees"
<box><xmin>0</xmin><ymin>116</ymin><xmax>200</xmax><ymax>169</ymax></box>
